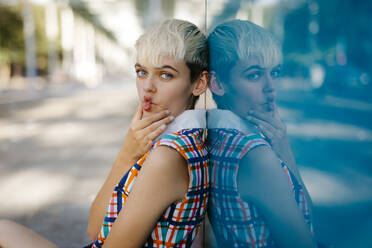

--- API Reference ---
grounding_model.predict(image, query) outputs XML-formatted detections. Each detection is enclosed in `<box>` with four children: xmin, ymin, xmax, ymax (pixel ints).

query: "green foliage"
<box><xmin>282</xmin><ymin>0</ymin><xmax>372</xmax><ymax>77</ymax></box>
<box><xmin>0</xmin><ymin>5</ymin><xmax>24</xmax><ymax>64</ymax></box>
<box><xmin>282</xmin><ymin>4</ymin><xmax>310</xmax><ymax>54</ymax></box>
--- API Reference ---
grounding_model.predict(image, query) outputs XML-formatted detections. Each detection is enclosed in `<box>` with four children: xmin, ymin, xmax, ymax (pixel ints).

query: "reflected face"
<box><xmin>226</xmin><ymin>58</ymin><xmax>281</xmax><ymax>117</ymax></box>
<box><xmin>135</xmin><ymin>56</ymin><xmax>194</xmax><ymax>118</ymax></box>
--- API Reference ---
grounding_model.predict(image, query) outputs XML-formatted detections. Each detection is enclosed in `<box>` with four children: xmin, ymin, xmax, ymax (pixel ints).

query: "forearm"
<box><xmin>87</xmin><ymin>143</ymin><xmax>137</xmax><ymax>241</ymax></box>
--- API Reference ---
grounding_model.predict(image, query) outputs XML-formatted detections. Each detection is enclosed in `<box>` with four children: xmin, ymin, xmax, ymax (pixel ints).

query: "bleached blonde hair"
<box><xmin>135</xmin><ymin>19</ymin><xmax>208</xmax><ymax>83</ymax></box>
<box><xmin>208</xmin><ymin>20</ymin><xmax>282</xmax><ymax>108</ymax></box>
<box><xmin>208</xmin><ymin>19</ymin><xmax>282</xmax><ymax>83</ymax></box>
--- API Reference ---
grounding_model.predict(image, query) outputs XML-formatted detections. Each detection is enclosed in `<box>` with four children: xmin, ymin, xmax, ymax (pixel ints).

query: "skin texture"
<box><xmin>0</xmin><ymin>220</ymin><xmax>58</xmax><ymax>248</ymax></box>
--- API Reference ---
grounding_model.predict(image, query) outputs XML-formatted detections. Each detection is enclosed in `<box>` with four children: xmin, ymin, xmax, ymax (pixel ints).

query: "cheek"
<box><xmin>232</xmin><ymin>80</ymin><xmax>263</xmax><ymax>104</ymax></box>
<box><xmin>159</xmin><ymin>83</ymin><xmax>191</xmax><ymax>108</ymax></box>
<box><xmin>242</xmin><ymin>85</ymin><xmax>262</xmax><ymax>102</ymax></box>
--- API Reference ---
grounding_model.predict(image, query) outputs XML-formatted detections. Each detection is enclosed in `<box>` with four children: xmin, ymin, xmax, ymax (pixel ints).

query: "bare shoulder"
<box><xmin>141</xmin><ymin>145</ymin><xmax>189</xmax><ymax>201</ymax></box>
<box><xmin>238</xmin><ymin>144</ymin><xmax>285</xmax><ymax>197</ymax></box>
<box><xmin>242</xmin><ymin>144</ymin><xmax>280</xmax><ymax>168</ymax></box>
<box><xmin>147</xmin><ymin>145</ymin><xmax>187</xmax><ymax>165</ymax></box>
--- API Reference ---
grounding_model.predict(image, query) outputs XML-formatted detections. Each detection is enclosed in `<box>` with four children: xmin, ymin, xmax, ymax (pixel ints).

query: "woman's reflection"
<box><xmin>207</xmin><ymin>20</ymin><xmax>318</xmax><ymax>248</ymax></box>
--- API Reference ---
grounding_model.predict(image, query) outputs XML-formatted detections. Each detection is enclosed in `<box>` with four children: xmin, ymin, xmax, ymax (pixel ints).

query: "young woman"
<box><xmin>0</xmin><ymin>19</ymin><xmax>209</xmax><ymax>248</ymax></box>
<box><xmin>206</xmin><ymin>20</ymin><xmax>318</xmax><ymax>248</ymax></box>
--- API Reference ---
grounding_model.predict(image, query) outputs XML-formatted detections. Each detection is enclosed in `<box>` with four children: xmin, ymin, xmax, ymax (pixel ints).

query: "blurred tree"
<box><xmin>134</xmin><ymin>0</ymin><xmax>175</xmax><ymax>29</ymax></box>
<box><xmin>316</xmin><ymin>0</ymin><xmax>372</xmax><ymax>75</ymax></box>
<box><xmin>282</xmin><ymin>0</ymin><xmax>372</xmax><ymax>97</ymax></box>
<box><xmin>0</xmin><ymin>5</ymin><xmax>24</xmax><ymax>65</ymax></box>
<box><xmin>208</xmin><ymin>0</ymin><xmax>244</xmax><ymax>31</ymax></box>
<box><xmin>68</xmin><ymin>0</ymin><xmax>116</xmax><ymax>42</ymax></box>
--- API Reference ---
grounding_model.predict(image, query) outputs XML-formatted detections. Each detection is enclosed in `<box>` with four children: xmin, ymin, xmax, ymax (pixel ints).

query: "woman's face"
<box><xmin>225</xmin><ymin>57</ymin><xmax>281</xmax><ymax>117</ymax></box>
<box><xmin>135</xmin><ymin>56</ymin><xmax>195</xmax><ymax>118</ymax></box>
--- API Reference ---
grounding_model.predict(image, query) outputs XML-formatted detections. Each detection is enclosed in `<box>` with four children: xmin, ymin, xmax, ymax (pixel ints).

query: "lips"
<box><xmin>143</xmin><ymin>96</ymin><xmax>153</xmax><ymax>111</ymax></box>
<box><xmin>266</xmin><ymin>102</ymin><xmax>275</xmax><ymax>111</ymax></box>
<box><xmin>263</xmin><ymin>100</ymin><xmax>275</xmax><ymax>111</ymax></box>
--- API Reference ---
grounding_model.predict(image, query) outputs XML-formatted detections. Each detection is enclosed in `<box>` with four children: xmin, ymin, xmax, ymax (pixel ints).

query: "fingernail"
<box><xmin>169</xmin><ymin>116</ymin><xmax>175</xmax><ymax>121</ymax></box>
<box><xmin>165</xmin><ymin>110</ymin><xmax>170</xmax><ymax>115</ymax></box>
<box><xmin>160</xmin><ymin>124</ymin><xmax>166</xmax><ymax>129</ymax></box>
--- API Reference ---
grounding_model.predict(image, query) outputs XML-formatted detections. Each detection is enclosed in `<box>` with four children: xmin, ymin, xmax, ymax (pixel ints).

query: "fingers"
<box><xmin>133</xmin><ymin>104</ymin><xmax>143</xmax><ymax>122</ymax></box>
<box><xmin>135</xmin><ymin>110</ymin><xmax>171</xmax><ymax>130</ymax></box>
<box><xmin>246</xmin><ymin>115</ymin><xmax>276</xmax><ymax>140</ymax></box>
<box><xmin>147</xmin><ymin>123</ymin><xmax>167</xmax><ymax>142</ymax></box>
<box><xmin>247</xmin><ymin>109</ymin><xmax>279</xmax><ymax>128</ymax></box>
<box><xmin>144</xmin><ymin>140</ymin><xmax>153</xmax><ymax>152</ymax></box>
<box><xmin>142</xmin><ymin>115</ymin><xmax>174</xmax><ymax>136</ymax></box>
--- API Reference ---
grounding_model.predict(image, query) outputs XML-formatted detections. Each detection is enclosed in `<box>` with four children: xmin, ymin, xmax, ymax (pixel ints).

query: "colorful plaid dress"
<box><xmin>207</xmin><ymin>111</ymin><xmax>313</xmax><ymax>248</ymax></box>
<box><xmin>91</xmin><ymin>128</ymin><xmax>209</xmax><ymax>248</ymax></box>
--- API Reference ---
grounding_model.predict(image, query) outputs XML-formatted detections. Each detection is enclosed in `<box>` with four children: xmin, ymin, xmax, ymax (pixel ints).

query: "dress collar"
<box><xmin>207</xmin><ymin>109</ymin><xmax>256</xmax><ymax>134</ymax></box>
<box><xmin>155</xmin><ymin>109</ymin><xmax>206</xmax><ymax>142</ymax></box>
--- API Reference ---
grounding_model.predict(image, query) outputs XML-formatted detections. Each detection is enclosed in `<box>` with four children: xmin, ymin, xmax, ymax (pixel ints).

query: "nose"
<box><xmin>263</xmin><ymin>73</ymin><xmax>276</xmax><ymax>95</ymax></box>
<box><xmin>143</xmin><ymin>76</ymin><xmax>156</xmax><ymax>93</ymax></box>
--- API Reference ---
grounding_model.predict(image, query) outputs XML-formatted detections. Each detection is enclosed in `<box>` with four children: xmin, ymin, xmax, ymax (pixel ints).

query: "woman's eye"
<box><xmin>160</xmin><ymin>73</ymin><xmax>173</xmax><ymax>80</ymax></box>
<box><xmin>136</xmin><ymin>70</ymin><xmax>147</xmax><ymax>77</ymax></box>
<box><xmin>245</xmin><ymin>71</ymin><xmax>261</xmax><ymax>81</ymax></box>
<box><xmin>271</xmin><ymin>69</ymin><xmax>281</xmax><ymax>78</ymax></box>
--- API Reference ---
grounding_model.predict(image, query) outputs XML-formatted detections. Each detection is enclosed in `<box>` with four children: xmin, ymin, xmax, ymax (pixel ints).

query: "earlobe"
<box><xmin>209</xmin><ymin>71</ymin><xmax>225</xmax><ymax>96</ymax></box>
<box><xmin>192</xmin><ymin>71</ymin><xmax>209</xmax><ymax>96</ymax></box>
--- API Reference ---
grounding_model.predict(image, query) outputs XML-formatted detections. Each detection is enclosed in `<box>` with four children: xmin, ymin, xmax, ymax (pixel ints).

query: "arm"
<box><xmin>237</xmin><ymin>145</ymin><xmax>317</xmax><ymax>248</ymax></box>
<box><xmin>102</xmin><ymin>145</ymin><xmax>188</xmax><ymax>248</ymax></box>
<box><xmin>246</xmin><ymin>108</ymin><xmax>315</xmax><ymax>227</ymax></box>
<box><xmin>87</xmin><ymin>107</ymin><xmax>174</xmax><ymax>241</ymax></box>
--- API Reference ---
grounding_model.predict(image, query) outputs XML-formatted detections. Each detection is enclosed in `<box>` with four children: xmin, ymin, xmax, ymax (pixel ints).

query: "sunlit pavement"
<box><xmin>0</xmin><ymin>79</ymin><xmax>371</xmax><ymax>247</ymax></box>
<box><xmin>0</xmin><ymin>77</ymin><xmax>139</xmax><ymax>247</ymax></box>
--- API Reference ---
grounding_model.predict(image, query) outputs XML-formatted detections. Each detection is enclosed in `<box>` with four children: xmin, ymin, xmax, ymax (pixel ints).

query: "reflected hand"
<box><xmin>245</xmin><ymin>106</ymin><xmax>294</xmax><ymax>166</ymax></box>
<box><xmin>122</xmin><ymin>104</ymin><xmax>174</xmax><ymax>162</ymax></box>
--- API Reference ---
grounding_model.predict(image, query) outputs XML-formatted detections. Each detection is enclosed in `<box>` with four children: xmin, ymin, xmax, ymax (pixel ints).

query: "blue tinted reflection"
<box><xmin>206</xmin><ymin>20</ymin><xmax>322</xmax><ymax>248</ymax></box>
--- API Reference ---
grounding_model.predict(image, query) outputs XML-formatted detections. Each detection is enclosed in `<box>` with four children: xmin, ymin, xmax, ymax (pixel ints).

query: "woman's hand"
<box><xmin>245</xmin><ymin>106</ymin><xmax>295</xmax><ymax>169</ymax></box>
<box><xmin>122</xmin><ymin>104</ymin><xmax>175</xmax><ymax>163</ymax></box>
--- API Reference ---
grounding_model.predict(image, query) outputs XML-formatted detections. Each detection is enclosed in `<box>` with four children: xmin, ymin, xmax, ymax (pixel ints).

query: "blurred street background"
<box><xmin>0</xmin><ymin>0</ymin><xmax>371</xmax><ymax>247</ymax></box>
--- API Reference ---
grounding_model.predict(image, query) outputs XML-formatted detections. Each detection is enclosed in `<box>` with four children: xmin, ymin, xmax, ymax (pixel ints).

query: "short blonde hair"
<box><xmin>208</xmin><ymin>20</ymin><xmax>282</xmax><ymax>108</ymax></box>
<box><xmin>209</xmin><ymin>20</ymin><xmax>282</xmax><ymax>83</ymax></box>
<box><xmin>135</xmin><ymin>19</ymin><xmax>208</xmax><ymax>83</ymax></box>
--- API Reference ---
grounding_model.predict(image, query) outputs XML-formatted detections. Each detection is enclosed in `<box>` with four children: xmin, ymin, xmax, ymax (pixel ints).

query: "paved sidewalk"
<box><xmin>0</xmin><ymin>80</ymin><xmax>138</xmax><ymax>247</ymax></box>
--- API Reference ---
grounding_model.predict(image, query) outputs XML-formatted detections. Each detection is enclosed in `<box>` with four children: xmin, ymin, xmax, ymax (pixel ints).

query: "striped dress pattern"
<box><xmin>92</xmin><ymin>128</ymin><xmax>209</xmax><ymax>248</ymax></box>
<box><xmin>208</xmin><ymin>128</ymin><xmax>313</xmax><ymax>248</ymax></box>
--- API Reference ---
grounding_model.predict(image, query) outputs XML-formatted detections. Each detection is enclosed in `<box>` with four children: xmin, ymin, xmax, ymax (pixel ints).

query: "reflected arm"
<box><xmin>238</xmin><ymin>145</ymin><xmax>317</xmax><ymax>248</ymax></box>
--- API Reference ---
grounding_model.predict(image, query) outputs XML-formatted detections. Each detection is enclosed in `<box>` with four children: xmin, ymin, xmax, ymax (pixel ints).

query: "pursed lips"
<box><xmin>143</xmin><ymin>96</ymin><xmax>153</xmax><ymax>111</ymax></box>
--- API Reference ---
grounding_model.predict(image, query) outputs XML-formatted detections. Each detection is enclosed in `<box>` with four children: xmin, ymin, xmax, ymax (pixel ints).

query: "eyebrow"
<box><xmin>242</xmin><ymin>65</ymin><xmax>264</xmax><ymax>74</ymax></box>
<box><xmin>157</xmin><ymin>65</ymin><xmax>179</xmax><ymax>73</ymax></box>
<box><xmin>134</xmin><ymin>63</ymin><xmax>179</xmax><ymax>73</ymax></box>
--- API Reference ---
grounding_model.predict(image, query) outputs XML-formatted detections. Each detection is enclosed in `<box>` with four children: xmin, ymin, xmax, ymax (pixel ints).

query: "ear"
<box><xmin>192</xmin><ymin>71</ymin><xmax>209</xmax><ymax>96</ymax></box>
<box><xmin>209</xmin><ymin>71</ymin><xmax>225</xmax><ymax>96</ymax></box>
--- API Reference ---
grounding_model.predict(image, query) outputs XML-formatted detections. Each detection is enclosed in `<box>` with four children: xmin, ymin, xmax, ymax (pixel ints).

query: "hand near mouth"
<box><xmin>143</xmin><ymin>96</ymin><xmax>153</xmax><ymax>112</ymax></box>
<box><xmin>122</xmin><ymin>103</ymin><xmax>175</xmax><ymax>162</ymax></box>
<box><xmin>245</xmin><ymin>106</ymin><xmax>295</xmax><ymax>170</ymax></box>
